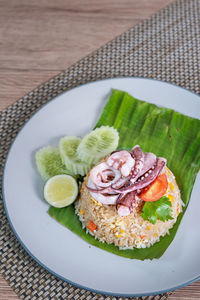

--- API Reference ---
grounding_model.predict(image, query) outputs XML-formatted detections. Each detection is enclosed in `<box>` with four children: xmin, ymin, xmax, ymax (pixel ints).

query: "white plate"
<box><xmin>3</xmin><ymin>78</ymin><xmax>200</xmax><ymax>297</ymax></box>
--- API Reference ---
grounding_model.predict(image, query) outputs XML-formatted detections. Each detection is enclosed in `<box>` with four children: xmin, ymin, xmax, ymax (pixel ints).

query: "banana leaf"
<box><xmin>49</xmin><ymin>89</ymin><xmax>200</xmax><ymax>260</ymax></box>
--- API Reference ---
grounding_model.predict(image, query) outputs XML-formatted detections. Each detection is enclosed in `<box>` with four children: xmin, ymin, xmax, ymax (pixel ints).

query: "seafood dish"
<box><xmin>75</xmin><ymin>145</ymin><xmax>183</xmax><ymax>249</ymax></box>
<box><xmin>44</xmin><ymin>88</ymin><xmax>200</xmax><ymax>259</ymax></box>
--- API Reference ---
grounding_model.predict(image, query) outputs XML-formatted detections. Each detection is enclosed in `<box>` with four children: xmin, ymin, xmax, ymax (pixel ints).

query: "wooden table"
<box><xmin>0</xmin><ymin>1</ymin><xmax>199</xmax><ymax>299</ymax></box>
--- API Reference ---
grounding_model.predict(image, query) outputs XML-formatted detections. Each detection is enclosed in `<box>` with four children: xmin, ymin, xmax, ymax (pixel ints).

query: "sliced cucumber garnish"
<box><xmin>35</xmin><ymin>146</ymin><xmax>68</xmax><ymax>181</ymax></box>
<box><xmin>77</xmin><ymin>126</ymin><xmax>119</xmax><ymax>164</ymax></box>
<box><xmin>59</xmin><ymin>136</ymin><xmax>92</xmax><ymax>176</ymax></box>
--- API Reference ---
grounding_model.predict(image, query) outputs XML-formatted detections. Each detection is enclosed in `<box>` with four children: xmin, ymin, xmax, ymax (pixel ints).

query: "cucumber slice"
<box><xmin>59</xmin><ymin>136</ymin><xmax>92</xmax><ymax>176</ymax></box>
<box><xmin>35</xmin><ymin>146</ymin><xmax>68</xmax><ymax>181</ymax></box>
<box><xmin>77</xmin><ymin>126</ymin><xmax>119</xmax><ymax>164</ymax></box>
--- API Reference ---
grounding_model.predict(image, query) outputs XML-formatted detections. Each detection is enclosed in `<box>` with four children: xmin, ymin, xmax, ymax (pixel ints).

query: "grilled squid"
<box><xmin>86</xmin><ymin>145</ymin><xmax>167</xmax><ymax>216</ymax></box>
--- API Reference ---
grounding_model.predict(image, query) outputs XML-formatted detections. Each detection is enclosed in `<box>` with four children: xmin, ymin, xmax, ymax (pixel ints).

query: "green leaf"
<box><xmin>142</xmin><ymin>202</ymin><xmax>156</xmax><ymax>224</ymax></box>
<box><xmin>49</xmin><ymin>89</ymin><xmax>200</xmax><ymax>260</ymax></box>
<box><xmin>148</xmin><ymin>214</ymin><xmax>157</xmax><ymax>224</ymax></box>
<box><xmin>142</xmin><ymin>197</ymin><xmax>173</xmax><ymax>224</ymax></box>
<box><xmin>142</xmin><ymin>210</ymin><xmax>157</xmax><ymax>224</ymax></box>
<box><xmin>155</xmin><ymin>197</ymin><xmax>173</xmax><ymax>222</ymax></box>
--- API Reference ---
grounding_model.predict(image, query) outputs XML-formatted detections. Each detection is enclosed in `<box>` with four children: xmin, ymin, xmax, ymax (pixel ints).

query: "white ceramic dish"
<box><xmin>3</xmin><ymin>78</ymin><xmax>200</xmax><ymax>297</ymax></box>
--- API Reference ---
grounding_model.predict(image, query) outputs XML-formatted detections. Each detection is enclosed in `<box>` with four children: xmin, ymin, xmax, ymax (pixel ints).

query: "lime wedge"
<box><xmin>44</xmin><ymin>175</ymin><xmax>78</xmax><ymax>208</ymax></box>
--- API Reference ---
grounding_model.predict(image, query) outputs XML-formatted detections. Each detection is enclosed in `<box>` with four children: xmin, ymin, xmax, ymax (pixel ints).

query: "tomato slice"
<box><xmin>139</xmin><ymin>174</ymin><xmax>168</xmax><ymax>202</ymax></box>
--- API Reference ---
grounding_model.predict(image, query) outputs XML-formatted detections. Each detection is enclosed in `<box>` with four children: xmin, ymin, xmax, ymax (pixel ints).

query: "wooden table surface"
<box><xmin>0</xmin><ymin>0</ymin><xmax>200</xmax><ymax>299</ymax></box>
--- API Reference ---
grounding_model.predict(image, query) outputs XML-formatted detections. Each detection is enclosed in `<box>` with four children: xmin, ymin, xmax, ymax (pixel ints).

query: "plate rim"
<box><xmin>2</xmin><ymin>77</ymin><xmax>200</xmax><ymax>297</ymax></box>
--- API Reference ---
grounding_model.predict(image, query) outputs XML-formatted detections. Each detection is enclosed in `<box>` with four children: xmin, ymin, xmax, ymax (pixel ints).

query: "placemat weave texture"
<box><xmin>0</xmin><ymin>0</ymin><xmax>199</xmax><ymax>299</ymax></box>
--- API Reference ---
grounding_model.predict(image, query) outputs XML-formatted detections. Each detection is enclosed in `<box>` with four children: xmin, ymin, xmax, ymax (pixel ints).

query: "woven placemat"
<box><xmin>0</xmin><ymin>0</ymin><xmax>199</xmax><ymax>299</ymax></box>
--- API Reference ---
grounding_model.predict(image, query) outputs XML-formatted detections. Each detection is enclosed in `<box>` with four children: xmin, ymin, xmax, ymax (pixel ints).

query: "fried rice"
<box><xmin>75</xmin><ymin>166</ymin><xmax>183</xmax><ymax>249</ymax></box>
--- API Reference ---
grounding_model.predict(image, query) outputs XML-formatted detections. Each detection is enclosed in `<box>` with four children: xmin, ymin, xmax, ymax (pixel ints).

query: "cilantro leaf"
<box><xmin>155</xmin><ymin>197</ymin><xmax>173</xmax><ymax>221</ymax></box>
<box><xmin>141</xmin><ymin>203</ymin><xmax>157</xmax><ymax>224</ymax></box>
<box><xmin>141</xmin><ymin>196</ymin><xmax>173</xmax><ymax>224</ymax></box>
